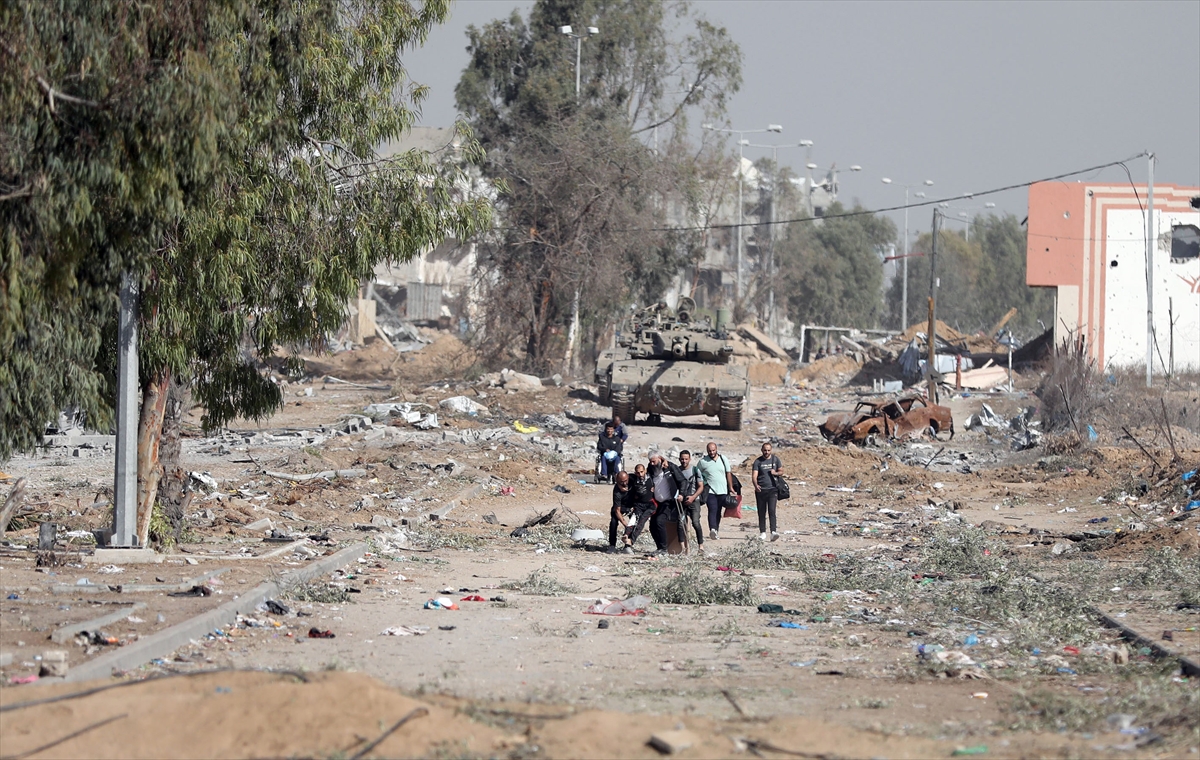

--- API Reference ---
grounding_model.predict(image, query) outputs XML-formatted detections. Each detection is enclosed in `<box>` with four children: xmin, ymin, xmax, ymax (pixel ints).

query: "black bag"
<box><xmin>774</xmin><ymin>475</ymin><xmax>790</xmax><ymax>501</ymax></box>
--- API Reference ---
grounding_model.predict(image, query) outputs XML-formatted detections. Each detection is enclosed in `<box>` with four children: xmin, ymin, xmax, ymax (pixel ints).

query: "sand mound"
<box><xmin>747</xmin><ymin>360</ymin><xmax>788</xmax><ymax>386</ymax></box>
<box><xmin>301</xmin><ymin>332</ymin><xmax>478</xmax><ymax>386</ymax></box>
<box><xmin>791</xmin><ymin>354</ymin><xmax>861</xmax><ymax>385</ymax></box>
<box><xmin>0</xmin><ymin>669</ymin><xmax>948</xmax><ymax>759</ymax></box>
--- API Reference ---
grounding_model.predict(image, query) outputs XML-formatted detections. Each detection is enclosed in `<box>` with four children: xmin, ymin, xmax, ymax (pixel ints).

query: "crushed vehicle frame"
<box><xmin>818</xmin><ymin>395</ymin><xmax>954</xmax><ymax>445</ymax></box>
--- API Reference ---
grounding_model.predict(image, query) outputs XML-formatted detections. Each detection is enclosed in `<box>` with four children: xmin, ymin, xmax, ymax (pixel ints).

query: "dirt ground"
<box><xmin>1</xmin><ymin>345</ymin><xmax>1198</xmax><ymax>759</ymax></box>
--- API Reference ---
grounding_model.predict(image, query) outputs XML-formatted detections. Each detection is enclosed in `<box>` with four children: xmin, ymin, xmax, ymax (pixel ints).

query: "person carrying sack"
<box><xmin>695</xmin><ymin>442</ymin><xmax>734</xmax><ymax>540</ymax></box>
<box><xmin>752</xmin><ymin>442</ymin><xmax>783</xmax><ymax>542</ymax></box>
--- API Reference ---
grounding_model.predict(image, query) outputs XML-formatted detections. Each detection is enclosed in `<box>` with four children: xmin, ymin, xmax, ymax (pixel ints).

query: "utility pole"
<box><xmin>1145</xmin><ymin>152</ymin><xmax>1155</xmax><ymax>388</ymax></box>
<box><xmin>926</xmin><ymin>211</ymin><xmax>939</xmax><ymax>404</ymax></box>
<box><xmin>113</xmin><ymin>273</ymin><xmax>139</xmax><ymax>547</ymax></box>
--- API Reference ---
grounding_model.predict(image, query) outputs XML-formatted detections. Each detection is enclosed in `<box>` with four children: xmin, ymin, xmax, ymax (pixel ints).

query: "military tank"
<box><xmin>594</xmin><ymin>298</ymin><xmax>748</xmax><ymax>430</ymax></box>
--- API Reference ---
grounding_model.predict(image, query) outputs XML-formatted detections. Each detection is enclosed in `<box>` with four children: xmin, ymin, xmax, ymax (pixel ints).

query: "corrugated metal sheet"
<box><xmin>405</xmin><ymin>282</ymin><xmax>442</xmax><ymax>321</ymax></box>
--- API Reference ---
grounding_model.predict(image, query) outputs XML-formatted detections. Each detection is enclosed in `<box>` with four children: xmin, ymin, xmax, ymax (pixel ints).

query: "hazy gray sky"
<box><xmin>404</xmin><ymin>0</ymin><xmax>1199</xmax><ymax>238</ymax></box>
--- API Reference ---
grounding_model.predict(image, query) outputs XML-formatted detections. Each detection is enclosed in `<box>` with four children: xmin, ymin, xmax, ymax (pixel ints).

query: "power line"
<box><xmin>636</xmin><ymin>152</ymin><xmax>1149</xmax><ymax>233</ymax></box>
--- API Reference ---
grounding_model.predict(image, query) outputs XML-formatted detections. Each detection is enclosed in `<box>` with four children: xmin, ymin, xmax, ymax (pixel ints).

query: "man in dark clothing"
<box><xmin>596</xmin><ymin>422</ymin><xmax>623</xmax><ymax>482</ymax></box>
<box><xmin>752</xmin><ymin>442</ymin><xmax>783</xmax><ymax>541</ymax></box>
<box><xmin>623</xmin><ymin>463</ymin><xmax>655</xmax><ymax>553</ymax></box>
<box><xmin>610</xmin><ymin>414</ymin><xmax>629</xmax><ymax>443</ymax></box>
<box><xmin>607</xmin><ymin>471</ymin><xmax>633</xmax><ymax>551</ymax></box>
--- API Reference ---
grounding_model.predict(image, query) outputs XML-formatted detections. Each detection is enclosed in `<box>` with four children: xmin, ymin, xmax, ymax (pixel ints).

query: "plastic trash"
<box><xmin>584</xmin><ymin>596</ymin><xmax>651</xmax><ymax>616</ymax></box>
<box><xmin>1086</xmin><ymin>425</ymin><xmax>1098</xmax><ymax>442</ymax></box>
<box><xmin>789</xmin><ymin>659</ymin><xmax>818</xmax><ymax>667</ymax></box>
<box><xmin>1185</xmin><ymin>501</ymin><xmax>1200</xmax><ymax>512</ymax></box>
<box><xmin>381</xmin><ymin>625</ymin><xmax>429</xmax><ymax>636</ymax></box>
<box><xmin>424</xmin><ymin>597</ymin><xmax>459</xmax><ymax>610</ymax></box>
<box><xmin>964</xmin><ymin>634</ymin><xmax>979</xmax><ymax>647</ymax></box>
<box><xmin>775</xmin><ymin>621</ymin><xmax>808</xmax><ymax>629</ymax></box>
<box><xmin>1056</xmin><ymin>667</ymin><xmax>1077</xmax><ymax>675</ymax></box>
<box><xmin>9</xmin><ymin>674</ymin><xmax>39</xmax><ymax>685</ymax></box>
<box><xmin>570</xmin><ymin>528</ymin><xmax>606</xmax><ymax>542</ymax></box>
<box><xmin>817</xmin><ymin>516</ymin><xmax>839</xmax><ymax>526</ymax></box>
<box><xmin>307</xmin><ymin>627</ymin><xmax>335</xmax><ymax>639</ymax></box>
<box><xmin>951</xmin><ymin>747</ymin><xmax>988</xmax><ymax>756</ymax></box>
<box><xmin>1182</xmin><ymin>469</ymin><xmax>1197</xmax><ymax>482</ymax></box>
<box><xmin>5</xmin><ymin>593</ymin><xmax>16</xmax><ymax>600</ymax></box>
<box><xmin>459</xmin><ymin>595</ymin><xmax>487</xmax><ymax>602</ymax></box>
<box><xmin>512</xmin><ymin>420</ymin><xmax>539</xmax><ymax>434</ymax></box>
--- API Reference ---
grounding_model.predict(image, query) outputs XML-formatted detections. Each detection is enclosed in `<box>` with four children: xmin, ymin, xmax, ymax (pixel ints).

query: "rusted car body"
<box><xmin>818</xmin><ymin>395</ymin><xmax>953</xmax><ymax>444</ymax></box>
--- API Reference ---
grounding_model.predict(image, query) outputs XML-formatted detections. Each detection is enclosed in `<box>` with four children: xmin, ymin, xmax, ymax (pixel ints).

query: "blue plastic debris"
<box><xmin>964</xmin><ymin>634</ymin><xmax>979</xmax><ymax>647</ymax></box>
<box><xmin>1185</xmin><ymin>501</ymin><xmax>1200</xmax><ymax>512</ymax></box>
<box><xmin>1056</xmin><ymin>667</ymin><xmax>1077</xmax><ymax>675</ymax></box>
<box><xmin>1087</xmin><ymin>425</ymin><xmax>1098</xmax><ymax>442</ymax></box>
<box><xmin>5</xmin><ymin>593</ymin><xmax>17</xmax><ymax>600</ymax></box>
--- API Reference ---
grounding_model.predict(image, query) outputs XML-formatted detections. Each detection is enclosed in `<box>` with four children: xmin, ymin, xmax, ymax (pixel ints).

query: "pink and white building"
<box><xmin>1026</xmin><ymin>181</ymin><xmax>1199</xmax><ymax>372</ymax></box>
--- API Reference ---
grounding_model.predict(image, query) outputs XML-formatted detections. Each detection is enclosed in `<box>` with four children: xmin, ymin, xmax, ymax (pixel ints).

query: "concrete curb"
<box><xmin>64</xmin><ymin>542</ymin><xmax>367</xmax><ymax>682</ymax></box>
<box><xmin>51</xmin><ymin>603</ymin><xmax>146</xmax><ymax>644</ymax></box>
<box><xmin>428</xmin><ymin>481</ymin><xmax>487</xmax><ymax>521</ymax></box>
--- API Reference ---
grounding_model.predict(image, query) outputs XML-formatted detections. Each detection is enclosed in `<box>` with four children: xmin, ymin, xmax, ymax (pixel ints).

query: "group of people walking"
<box><xmin>599</xmin><ymin>415</ymin><xmax>785</xmax><ymax>554</ymax></box>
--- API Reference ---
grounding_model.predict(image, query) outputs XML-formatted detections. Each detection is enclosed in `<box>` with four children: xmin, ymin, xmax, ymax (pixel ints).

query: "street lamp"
<box><xmin>937</xmin><ymin>202</ymin><xmax>995</xmax><ymax>242</ymax></box>
<box><xmin>881</xmin><ymin>177</ymin><xmax>934</xmax><ymax>329</ymax></box>
<box><xmin>702</xmin><ymin>123</ymin><xmax>783</xmax><ymax>299</ymax></box>
<box><xmin>559</xmin><ymin>25</ymin><xmax>599</xmax><ymax>99</ymax></box>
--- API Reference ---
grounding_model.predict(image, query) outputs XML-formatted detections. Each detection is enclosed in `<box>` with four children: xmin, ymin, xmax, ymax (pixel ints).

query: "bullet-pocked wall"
<box><xmin>1027</xmin><ymin>181</ymin><xmax>1200</xmax><ymax>373</ymax></box>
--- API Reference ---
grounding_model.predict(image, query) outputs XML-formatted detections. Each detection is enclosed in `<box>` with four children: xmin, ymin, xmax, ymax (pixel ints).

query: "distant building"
<box><xmin>1025</xmin><ymin>181</ymin><xmax>1199</xmax><ymax>372</ymax></box>
<box><xmin>370</xmin><ymin>128</ymin><xmax>493</xmax><ymax>326</ymax></box>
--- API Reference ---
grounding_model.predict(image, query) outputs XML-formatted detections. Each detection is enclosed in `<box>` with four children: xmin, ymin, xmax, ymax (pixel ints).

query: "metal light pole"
<box><xmin>559</xmin><ymin>24</ymin><xmax>599</xmax><ymax>375</ymax></box>
<box><xmin>940</xmin><ymin>202</ymin><xmax>994</xmax><ymax>242</ymax></box>
<box><xmin>882</xmin><ymin>177</ymin><xmax>934</xmax><ymax>329</ymax></box>
<box><xmin>559</xmin><ymin>25</ymin><xmax>599</xmax><ymax>98</ymax></box>
<box><xmin>702</xmin><ymin>123</ymin><xmax>783</xmax><ymax>300</ymax></box>
<box><xmin>1146</xmin><ymin>152</ymin><xmax>1155</xmax><ymax>388</ymax></box>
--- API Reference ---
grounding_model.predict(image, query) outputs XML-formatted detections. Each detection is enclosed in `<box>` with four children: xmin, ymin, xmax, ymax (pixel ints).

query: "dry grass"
<box><xmin>627</xmin><ymin>564</ymin><xmax>756</xmax><ymax>606</ymax></box>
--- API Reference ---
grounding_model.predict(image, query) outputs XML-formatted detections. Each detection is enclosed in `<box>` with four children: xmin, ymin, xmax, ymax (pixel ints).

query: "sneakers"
<box><xmin>759</xmin><ymin>532</ymin><xmax>767</xmax><ymax>542</ymax></box>
<box><xmin>710</xmin><ymin>528</ymin><xmax>719</xmax><ymax>540</ymax></box>
<box><xmin>605</xmin><ymin>545</ymin><xmax>618</xmax><ymax>553</ymax></box>
<box><xmin>623</xmin><ymin>546</ymin><xmax>634</xmax><ymax>555</ymax></box>
<box><xmin>771</xmin><ymin>532</ymin><xmax>780</xmax><ymax>542</ymax></box>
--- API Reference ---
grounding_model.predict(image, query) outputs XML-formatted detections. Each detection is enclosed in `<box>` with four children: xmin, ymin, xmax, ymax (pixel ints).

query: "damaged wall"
<box><xmin>1026</xmin><ymin>181</ymin><xmax>1200</xmax><ymax>372</ymax></box>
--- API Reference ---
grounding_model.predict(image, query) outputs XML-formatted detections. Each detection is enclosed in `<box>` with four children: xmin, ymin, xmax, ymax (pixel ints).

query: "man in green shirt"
<box><xmin>694</xmin><ymin>441</ymin><xmax>734</xmax><ymax>540</ymax></box>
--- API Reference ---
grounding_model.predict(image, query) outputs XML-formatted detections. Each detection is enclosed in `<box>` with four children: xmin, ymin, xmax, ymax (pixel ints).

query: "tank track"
<box><xmin>717</xmin><ymin>396</ymin><xmax>743</xmax><ymax>431</ymax></box>
<box><xmin>611</xmin><ymin>390</ymin><xmax>636</xmax><ymax>426</ymax></box>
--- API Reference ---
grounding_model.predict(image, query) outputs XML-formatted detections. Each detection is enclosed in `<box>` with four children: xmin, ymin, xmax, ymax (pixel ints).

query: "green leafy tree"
<box><xmin>2</xmin><ymin>0</ymin><xmax>491</xmax><ymax>544</ymax></box>
<box><xmin>775</xmin><ymin>202</ymin><xmax>897</xmax><ymax>329</ymax></box>
<box><xmin>886</xmin><ymin>213</ymin><xmax>1052</xmax><ymax>339</ymax></box>
<box><xmin>455</xmin><ymin>0</ymin><xmax>741</xmax><ymax>372</ymax></box>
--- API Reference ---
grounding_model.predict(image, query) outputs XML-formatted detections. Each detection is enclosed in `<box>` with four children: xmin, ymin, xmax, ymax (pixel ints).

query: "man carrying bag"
<box><xmin>695</xmin><ymin>442</ymin><xmax>735</xmax><ymax>540</ymax></box>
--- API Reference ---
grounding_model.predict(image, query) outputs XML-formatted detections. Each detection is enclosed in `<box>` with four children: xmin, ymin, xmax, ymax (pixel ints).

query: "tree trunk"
<box><xmin>158</xmin><ymin>378</ymin><xmax>191</xmax><ymax>543</ymax></box>
<box><xmin>135</xmin><ymin>374</ymin><xmax>170</xmax><ymax>547</ymax></box>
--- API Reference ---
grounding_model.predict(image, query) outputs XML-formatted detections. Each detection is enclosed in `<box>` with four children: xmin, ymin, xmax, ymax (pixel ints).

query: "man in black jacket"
<box><xmin>607</xmin><ymin>471</ymin><xmax>632</xmax><ymax>552</ymax></box>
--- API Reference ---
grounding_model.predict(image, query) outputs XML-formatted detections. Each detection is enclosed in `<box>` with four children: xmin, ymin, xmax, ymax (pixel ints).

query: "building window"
<box><xmin>1171</xmin><ymin>224</ymin><xmax>1199</xmax><ymax>262</ymax></box>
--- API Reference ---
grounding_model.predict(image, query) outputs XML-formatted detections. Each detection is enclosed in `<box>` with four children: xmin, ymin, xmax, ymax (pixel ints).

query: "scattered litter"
<box><xmin>307</xmin><ymin>628</ymin><xmax>335</xmax><ymax>639</ymax></box>
<box><xmin>96</xmin><ymin>564</ymin><xmax>124</xmax><ymax>574</ymax></box>
<box><xmin>790</xmin><ymin>659</ymin><xmax>818</xmax><ymax>667</ymax></box>
<box><xmin>424</xmin><ymin>597</ymin><xmax>459</xmax><ymax>610</ymax></box>
<box><xmin>381</xmin><ymin>625</ymin><xmax>429</xmax><ymax>636</ymax></box>
<box><xmin>9</xmin><ymin>674</ymin><xmax>39</xmax><ymax>685</ymax></box>
<box><xmin>584</xmin><ymin>596</ymin><xmax>650</xmax><ymax>616</ymax></box>
<box><xmin>460</xmin><ymin>595</ymin><xmax>487</xmax><ymax>602</ymax></box>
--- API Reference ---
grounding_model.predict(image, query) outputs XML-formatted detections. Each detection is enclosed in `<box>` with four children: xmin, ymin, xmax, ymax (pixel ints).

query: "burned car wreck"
<box><xmin>818</xmin><ymin>395</ymin><xmax>954</xmax><ymax>444</ymax></box>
